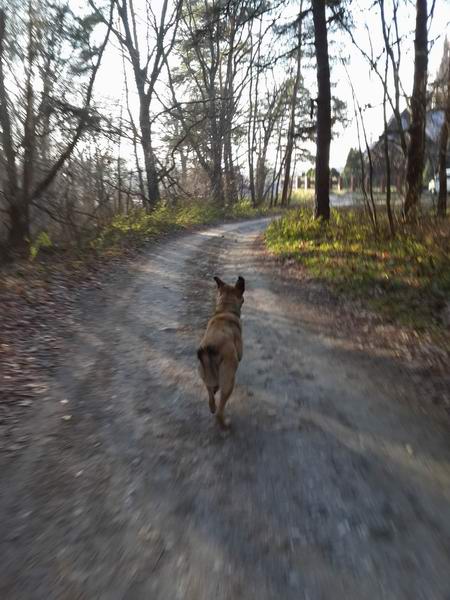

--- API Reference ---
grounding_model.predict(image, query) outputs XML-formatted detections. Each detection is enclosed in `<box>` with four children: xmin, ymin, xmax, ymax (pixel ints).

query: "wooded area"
<box><xmin>1</xmin><ymin>3</ymin><xmax>450</xmax><ymax>591</ymax></box>
<box><xmin>0</xmin><ymin>0</ymin><xmax>449</xmax><ymax>257</ymax></box>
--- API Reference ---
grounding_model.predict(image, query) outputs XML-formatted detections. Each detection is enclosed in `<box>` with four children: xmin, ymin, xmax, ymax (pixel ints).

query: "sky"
<box><xmin>92</xmin><ymin>0</ymin><xmax>450</xmax><ymax>172</ymax></box>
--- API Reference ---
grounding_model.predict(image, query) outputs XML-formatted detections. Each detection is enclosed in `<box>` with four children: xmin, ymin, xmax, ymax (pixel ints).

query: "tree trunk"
<box><xmin>180</xmin><ymin>149</ymin><xmax>188</xmax><ymax>189</ymax></box>
<box><xmin>22</xmin><ymin>5</ymin><xmax>35</xmax><ymax>237</ymax></box>
<box><xmin>7</xmin><ymin>205</ymin><xmax>30</xmax><ymax>250</ymax></box>
<box><xmin>117</xmin><ymin>104</ymin><xmax>123</xmax><ymax>213</ymax></box>
<box><xmin>404</xmin><ymin>0</ymin><xmax>428</xmax><ymax>218</ymax></box>
<box><xmin>0</xmin><ymin>10</ymin><xmax>27</xmax><ymax>249</ymax></box>
<box><xmin>139</xmin><ymin>96</ymin><xmax>160</xmax><ymax>209</ymax></box>
<box><xmin>383</xmin><ymin>91</ymin><xmax>395</xmax><ymax>235</ymax></box>
<box><xmin>270</xmin><ymin>121</ymin><xmax>283</xmax><ymax>207</ymax></box>
<box><xmin>207</xmin><ymin>58</ymin><xmax>224</xmax><ymax>207</ymax></box>
<box><xmin>437</xmin><ymin>55</ymin><xmax>450</xmax><ymax>217</ymax></box>
<box><xmin>312</xmin><ymin>0</ymin><xmax>331</xmax><ymax>220</ymax></box>
<box><xmin>381</xmin><ymin>53</ymin><xmax>395</xmax><ymax>235</ymax></box>
<box><xmin>211</xmin><ymin>149</ymin><xmax>225</xmax><ymax>207</ymax></box>
<box><xmin>281</xmin><ymin>11</ymin><xmax>303</xmax><ymax>207</ymax></box>
<box><xmin>223</xmin><ymin>15</ymin><xmax>238</xmax><ymax>206</ymax></box>
<box><xmin>209</xmin><ymin>134</ymin><xmax>225</xmax><ymax>208</ymax></box>
<box><xmin>224</xmin><ymin>134</ymin><xmax>238</xmax><ymax>205</ymax></box>
<box><xmin>255</xmin><ymin>154</ymin><xmax>267</xmax><ymax>205</ymax></box>
<box><xmin>247</xmin><ymin>30</ymin><xmax>259</xmax><ymax>208</ymax></box>
<box><xmin>287</xmin><ymin>153</ymin><xmax>298</xmax><ymax>205</ymax></box>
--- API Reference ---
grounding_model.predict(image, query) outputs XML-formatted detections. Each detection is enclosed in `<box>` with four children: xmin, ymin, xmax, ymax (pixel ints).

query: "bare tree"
<box><xmin>247</xmin><ymin>18</ymin><xmax>263</xmax><ymax>208</ymax></box>
<box><xmin>97</xmin><ymin>0</ymin><xmax>181</xmax><ymax>209</ymax></box>
<box><xmin>166</xmin><ymin>0</ymin><xmax>269</xmax><ymax>207</ymax></box>
<box><xmin>404</xmin><ymin>0</ymin><xmax>428</xmax><ymax>217</ymax></box>
<box><xmin>379</xmin><ymin>0</ymin><xmax>407</xmax><ymax>156</ymax></box>
<box><xmin>312</xmin><ymin>0</ymin><xmax>331</xmax><ymax>220</ymax></box>
<box><xmin>0</xmin><ymin>1</ymin><xmax>113</xmax><ymax>251</ymax></box>
<box><xmin>437</xmin><ymin>53</ymin><xmax>449</xmax><ymax>217</ymax></box>
<box><xmin>254</xmin><ymin>82</ymin><xmax>287</xmax><ymax>205</ymax></box>
<box><xmin>280</xmin><ymin>8</ymin><xmax>303</xmax><ymax>207</ymax></box>
<box><xmin>382</xmin><ymin>49</ymin><xmax>395</xmax><ymax>235</ymax></box>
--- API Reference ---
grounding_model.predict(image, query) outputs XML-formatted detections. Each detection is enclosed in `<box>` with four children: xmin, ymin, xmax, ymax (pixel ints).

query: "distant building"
<box><xmin>370</xmin><ymin>108</ymin><xmax>447</xmax><ymax>191</ymax></box>
<box><xmin>297</xmin><ymin>167</ymin><xmax>342</xmax><ymax>190</ymax></box>
<box><xmin>429</xmin><ymin>169</ymin><xmax>450</xmax><ymax>194</ymax></box>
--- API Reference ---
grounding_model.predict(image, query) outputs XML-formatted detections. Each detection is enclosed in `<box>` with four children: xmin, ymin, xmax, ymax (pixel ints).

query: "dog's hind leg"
<box><xmin>216</xmin><ymin>360</ymin><xmax>238</xmax><ymax>429</ymax></box>
<box><xmin>216</xmin><ymin>379</ymin><xmax>234</xmax><ymax>429</ymax></box>
<box><xmin>208</xmin><ymin>388</ymin><xmax>216</xmax><ymax>414</ymax></box>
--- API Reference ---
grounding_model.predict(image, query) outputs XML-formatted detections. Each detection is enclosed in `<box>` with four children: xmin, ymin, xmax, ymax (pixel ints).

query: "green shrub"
<box><xmin>92</xmin><ymin>199</ymin><xmax>278</xmax><ymax>253</ymax></box>
<box><xmin>30</xmin><ymin>231</ymin><xmax>52</xmax><ymax>260</ymax></box>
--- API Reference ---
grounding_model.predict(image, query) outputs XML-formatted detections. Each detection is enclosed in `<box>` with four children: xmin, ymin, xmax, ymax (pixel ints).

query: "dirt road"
<box><xmin>1</xmin><ymin>218</ymin><xmax>450</xmax><ymax>599</ymax></box>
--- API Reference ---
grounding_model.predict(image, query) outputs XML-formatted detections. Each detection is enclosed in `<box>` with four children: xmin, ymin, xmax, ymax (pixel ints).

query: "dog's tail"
<box><xmin>197</xmin><ymin>345</ymin><xmax>220</xmax><ymax>386</ymax></box>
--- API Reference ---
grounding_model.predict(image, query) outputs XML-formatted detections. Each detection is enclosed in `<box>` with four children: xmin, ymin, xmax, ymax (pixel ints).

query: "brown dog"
<box><xmin>197</xmin><ymin>276</ymin><xmax>245</xmax><ymax>428</ymax></box>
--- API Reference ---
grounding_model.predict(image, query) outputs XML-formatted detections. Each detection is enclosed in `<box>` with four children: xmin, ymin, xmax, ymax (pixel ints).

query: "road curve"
<box><xmin>1</xmin><ymin>218</ymin><xmax>450</xmax><ymax>599</ymax></box>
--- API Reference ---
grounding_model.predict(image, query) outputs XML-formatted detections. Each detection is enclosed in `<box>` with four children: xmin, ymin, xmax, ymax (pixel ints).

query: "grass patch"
<box><xmin>92</xmin><ymin>203</ymin><xmax>220</xmax><ymax>252</ymax></box>
<box><xmin>92</xmin><ymin>200</ymin><xmax>274</xmax><ymax>254</ymax></box>
<box><xmin>17</xmin><ymin>199</ymin><xmax>275</xmax><ymax>263</ymax></box>
<box><xmin>265</xmin><ymin>207</ymin><xmax>450</xmax><ymax>335</ymax></box>
<box><xmin>1</xmin><ymin>199</ymin><xmax>276</xmax><ymax>298</ymax></box>
<box><xmin>290</xmin><ymin>189</ymin><xmax>315</xmax><ymax>204</ymax></box>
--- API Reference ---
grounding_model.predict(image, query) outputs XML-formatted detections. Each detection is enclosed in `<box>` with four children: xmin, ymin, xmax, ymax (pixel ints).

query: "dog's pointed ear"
<box><xmin>235</xmin><ymin>276</ymin><xmax>245</xmax><ymax>294</ymax></box>
<box><xmin>214</xmin><ymin>276</ymin><xmax>225</xmax><ymax>289</ymax></box>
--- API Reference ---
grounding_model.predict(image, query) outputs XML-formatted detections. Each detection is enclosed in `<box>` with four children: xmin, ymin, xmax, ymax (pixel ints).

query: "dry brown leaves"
<box><xmin>0</xmin><ymin>249</ymin><xmax>128</xmax><ymax>456</ymax></box>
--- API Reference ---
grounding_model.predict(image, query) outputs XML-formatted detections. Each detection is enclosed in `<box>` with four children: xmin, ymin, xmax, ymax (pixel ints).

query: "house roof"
<box><xmin>425</xmin><ymin>110</ymin><xmax>445</xmax><ymax>142</ymax></box>
<box><xmin>386</xmin><ymin>108</ymin><xmax>445</xmax><ymax>143</ymax></box>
